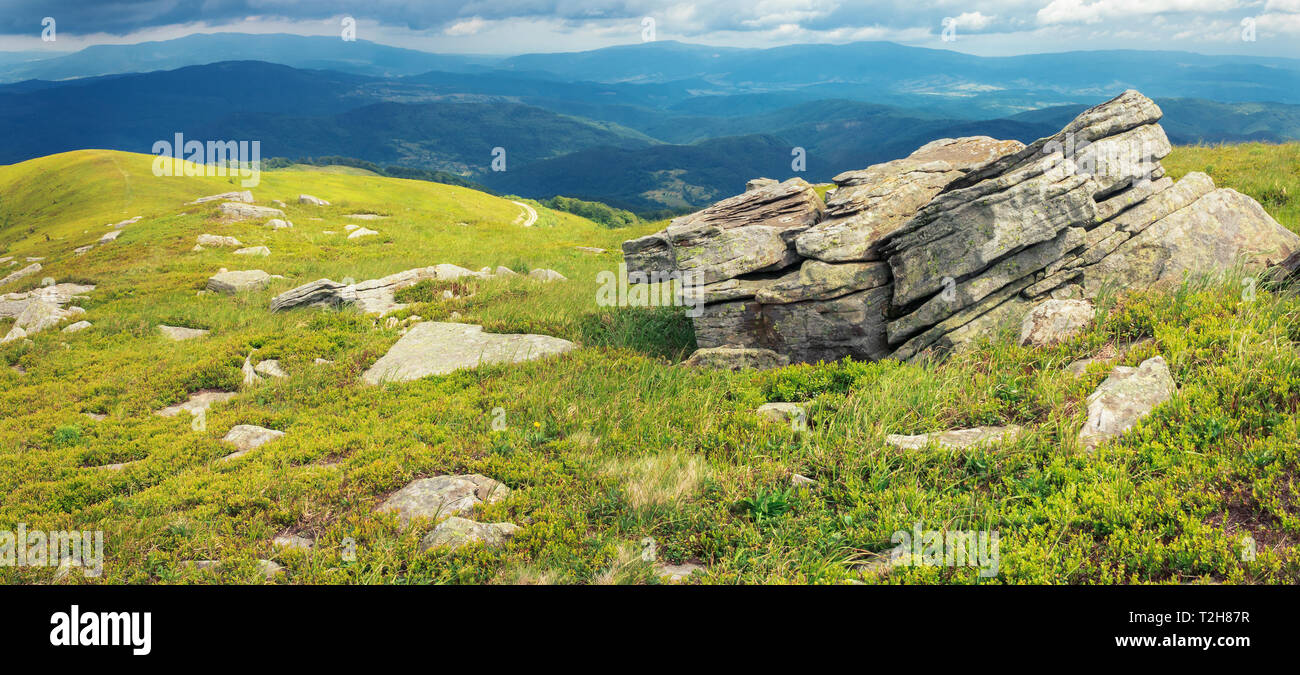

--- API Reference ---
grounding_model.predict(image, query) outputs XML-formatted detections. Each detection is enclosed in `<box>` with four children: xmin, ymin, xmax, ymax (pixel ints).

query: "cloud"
<box><xmin>1037</xmin><ymin>0</ymin><xmax>1243</xmax><ymax>26</ymax></box>
<box><xmin>443</xmin><ymin>17</ymin><xmax>488</xmax><ymax>36</ymax></box>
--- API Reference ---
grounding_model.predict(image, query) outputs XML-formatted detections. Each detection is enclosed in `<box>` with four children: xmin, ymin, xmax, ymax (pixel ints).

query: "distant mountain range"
<box><xmin>4</xmin><ymin>34</ymin><xmax>1300</xmax><ymax>213</ymax></box>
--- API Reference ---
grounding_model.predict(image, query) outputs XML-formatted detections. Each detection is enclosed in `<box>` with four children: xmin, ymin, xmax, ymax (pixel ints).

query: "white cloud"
<box><xmin>1038</xmin><ymin>0</ymin><xmax>1243</xmax><ymax>26</ymax></box>
<box><xmin>444</xmin><ymin>17</ymin><xmax>488</xmax><ymax>36</ymax></box>
<box><xmin>954</xmin><ymin>11</ymin><xmax>996</xmax><ymax>31</ymax></box>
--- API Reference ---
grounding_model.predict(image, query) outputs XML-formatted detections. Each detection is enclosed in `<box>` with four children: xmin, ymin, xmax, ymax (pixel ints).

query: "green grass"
<box><xmin>1</xmin><ymin>146</ymin><xmax>1298</xmax><ymax>585</ymax></box>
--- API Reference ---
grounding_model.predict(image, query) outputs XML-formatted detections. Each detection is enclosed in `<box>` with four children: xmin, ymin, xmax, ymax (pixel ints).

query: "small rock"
<box><xmin>313</xmin><ymin>358</ymin><xmax>333</xmax><ymax>365</ymax></box>
<box><xmin>219</xmin><ymin>202</ymin><xmax>284</xmax><ymax>221</ymax></box>
<box><xmin>420</xmin><ymin>517</ymin><xmax>519</xmax><ymax>552</ymax></box>
<box><xmin>756</xmin><ymin>402</ymin><xmax>806</xmax><ymax>425</ymax></box>
<box><xmin>1019</xmin><ymin>299</ymin><xmax>1094</xmax><ymax>347</ymax></box>
<box><xmin>347</xmin><ymin>227</ymin><xmax>379</xmax><ymax>240</ymax></box>
<box><xmin>791</xmin><ymin>473</ymin><xmax>816</xmax><ymax>487</ymax></box>
<box><xmin>62</xmin><ymin>320</ymin><xmax>91</xmax><ymax>333</ymax></box>
<box><xmin>221</xmin><ymin>424</ymin><xmax>285</xmax><ymax>460</ymax></box>
<box><xmin>83</xmin><ymin>412</ymin><xmax>107</xmax><ymax>421</ymax></box>
<box><xmin>575</xmin><ymin>246</ymin><xmax>606</xmax><ymax>254</ymax></box>
<box><xmin>655</xmin><ymin>561</ymin><xmax>705</xmax><ymax>582</ymax></box>
<box><xmin>299</xmin><ymin>194</ymin><xmax>330</xmax><ymax>206</ymax></box>
<box><xmin>265</xmin><ymin>218</ymin><xmax>293</xmax><ymax>229</ymax></box>
<box><xmin>234</xmin><ymin>246</ymin><xmax>271</xmax><ymax>257</ymax></box>
<box><xmin>528</xmin><ymin>268</ymin><xmax>566</xmax><ymax>282</ymax></box>
<box><xmin>272</xmin><ymin>534</ymin><xmax>314</xmax><ymax>551</ymax></box>
<box><xmin>40</xmin><ymin>277</ymin><xmax>54</xmax><ymax>287</ymax></box>
<box><xmin>257</xmin><ymin>560</ymin><xmax>285</xmax><ymax>579</ymax></box>
<box><xmin>1078</xmin><ymin>356</ymin><xmax>1176</xmax><ymax>450</ymax></box>
<box><xmin>885</xmin><ymin>426</ymin><xmax>1023</xmax><ymax>451</ymax></box>
<box><xmin>158</xmin><ymin>324</ymin><xmax>209</xmax><ymax>341</ymax></box>
<box><xmin>190</xmin><ymin>190</ymin><xmax>253</xmax><ymax>205</ymax></box>
<box><xmin>494</xmin><ymin>266</ymin><xmax>519</xmax><ymax>277</ymax></box>
<box><xmin>241</xmin><ymin>354</ymin><xmax>262</xmax><ymax>387</ymax></box>
<box><xmin>98</xmin><ymin>230</ymin><xmax>122</xmax><ymax>244</ymax></box>
<box><xmin>253</xmin><ymin>359</ymin><xmax>287</xmax><ymax>378</ymax></box>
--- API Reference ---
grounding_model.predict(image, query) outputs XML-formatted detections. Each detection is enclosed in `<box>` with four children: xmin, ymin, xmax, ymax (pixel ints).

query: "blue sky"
<box><xmin>2</xmin><ymin>0</ymin><xmax>1299</xmax><ymax>57</ymax></box>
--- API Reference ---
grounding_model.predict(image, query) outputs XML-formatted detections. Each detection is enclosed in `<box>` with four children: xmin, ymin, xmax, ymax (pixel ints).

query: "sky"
<box><xmin>1</xmin><ymin>0</ymin><xmax>1299</xmax><ymax>58</ymax></box>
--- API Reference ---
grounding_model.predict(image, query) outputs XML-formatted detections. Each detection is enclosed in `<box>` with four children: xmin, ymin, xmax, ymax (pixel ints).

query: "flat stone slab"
<box><xmin>156</xmin><ymin>390</ymin><xmax>236</xmax><ymax>417</ymax></box>
<box><xmin>1078</xmin><ymin>356</ymin><xmax>1175</xmax><ymax>450</ymax></box>
<box><xmin>361</xmin><ymin>322</ymin><xmax>576</xmax><ymax>384</ymax></box>
<box><xmin>221</xmin><ymin>424</ymin><xmax>285</xmax><ymax>460</ymax></box>
<box><xmin>272</xmin><ymin>534</ymin><xmax>314</xmax><ymax>551</ymax></box>
<box><xmin>219</xmin><ymin>202</ymin><xmax>285</xmax><ymax>220</ymax></box>
<box><xmin>197</xmin><ymin>234</ymin><xmax>242</xmax><ymax>247</ymax></box>
<box><xmin>420</xmin><ymin>517</ymin><xmax>519</xmax><ymax>552</ymax></box>
<box><xmin>159</xmin><ymin>324</ymin><xmax>210</xmax><ymax>341</ymax></box>
<box><xmin>655</xmin><ymin>561</ymin><xmax>705</xmax><ymax>582</ymax></box>
<box><xmin>207</xmin><ymin>270</ymin><xmax>271</xmax><ymax>294</ymax></box>
<box><xmin>885</xmin><ymin>425</ymin><xmax>1023</xmax><ymax>450</ymax></box>
<box><xmin>234</xmin><ymin>246</ymin><xmax>270</xmax><ymax>257</ymax></box>
<box><xmin>683</xmin><ymin>347</ymin><xmax>789</xmax><ymax>371</ymax></box>
<box><xmin>374</xmin><ymin>474</ymin><xmax>510</xmax><ymax>527</ymax></box>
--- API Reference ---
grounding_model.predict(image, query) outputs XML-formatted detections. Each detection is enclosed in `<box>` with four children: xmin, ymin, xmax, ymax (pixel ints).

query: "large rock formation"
<box><xmin>624</xmin><ymin>91</ymin><xmax>1300</xmax><ymax>366</ymax></box>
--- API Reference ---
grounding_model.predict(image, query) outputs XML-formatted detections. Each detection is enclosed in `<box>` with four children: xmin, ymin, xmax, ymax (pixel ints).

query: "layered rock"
<box><xmin>624</xmin><ymin>90</ymin><xmax>1300</xmax><ymax>366</ymax></box>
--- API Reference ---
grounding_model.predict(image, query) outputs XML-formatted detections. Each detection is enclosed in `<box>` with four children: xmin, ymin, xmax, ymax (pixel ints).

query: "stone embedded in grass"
<box><xmin>91</xmin><ymin>461</ymin><xmax>133</xmax><ymax>471</ymax></box>
<box><xmin>0</xmin><ymin>262</ymin><xmax>41</xmax><ymax>289</ymax></box>
<box><xmin>98</xmin><ymin>230</ymin><xmax>122</xmax><ymax>244</ymax></box>
<box><xmin>158</xmin><ymin>324</ymin><xmax>210</xmax><ymax>341</ymax></box>
<box><xmin>347</xmin><ymin>227</ymin><xmax>379</xmax><ymax>240</ymax></box>
<box><xmin>265</xmin><ymin>218</ymin><xmax>293</xmax><ymax>229</ymax></box>
<box><xmin>61</xmin><ymin>320</ymin><xmax>91</xmax><ymax>333</ymax></box>
<box><xmin>2</xmin><ymin>298</ymin><xmax>83</xmax><ymax>343</ymax></box>
<box><xmin>74</xmin><ymin>245</ymin><xmax>93</xmax><ymax>255</ymax></box>
<box><xmin>221</xmin><ymin>424</ymin><xmax>285</xmax><ymax>460</ymax></box>
<box><xmin>219</xmin><ymin>202</ymin><xmax>285</xmax><ymax>221</ymax></box>
<box><xmin>494</xmin><ymin>266</ymin><xmax>519</xmax><ymax>277</ymax></box>
<box><xmin>528</xmin><ymin>268</ymin><xmax>566</xmax><ymax>281</ymax></box>
<box><xmin>254</xmin><ymin>359</ymin><xmax>286</xmax><ymax>378</ymax></box>
<box><xmin>374</xmin><ymin>474</ymin><xmax>510</xmax><ymax>527</ymax></box>
<box><xmin>361</xmin><ymin>322</ymin><xmax>577</xmax><ymax>384</ymax></box>
<box><xmin>683</xmin><ymin>346</ymin><xmax>789</xmax><ymax>371</ymax></box>
<box><xmin>234</xmin><ymin>246</ymin><xmax>270</xmax><ymax>257</ymax></box>
<box><xmin>756</xmin><ymin>402</ymin><xmax>806</xmax><ymax>425</ymax></box>
<box><xmin>791</xmin><ymin>473</ymin><xmax>816</xmax><ymax>487</ymax></box>
<box><xmin>420</xmin><ymin>517</ymin><xmax>519</xmax><ymax>552</ymax></box>
<box><xmin>1019</xmin><ymin>299</ymin><xmax>1094</xmax><ymax>347</ymax></box>
<box><xmin>654</xmin><ymin>561</ymin><xmax>705</xmax><ymax>582</ymax></box>
<box><xmin>257</xmin><ymin>560</ymin><xmax>285</xmax><ymax>579</ymax></box>
<box><xmin>206</xmin><ymin>269</ymin><xmax>271</xmax><ymax>294</ymax></box>
<box><xmin>241</xmin><ymin>354</ymin><xmax>261</xmax><ymax>387</ymax></box>
<box><xmin>1078</xmin><ymin>355</ymin><xmax>1175</xmax><ymax>450</ymax></box>
<box><xmin>298</xmin><ymin>194</ymin><xmax>330</xmax><ymax>206</ymax></box>
<box><xmin>885</xmin><ymin>425</ymin><xmax>1023</xmax><ymax>451</ymax></box>
<box><xmin>155</xmin><ymin>390</ymin><xmax>236</xmax><ymax>417</ymax></box>
<box><xmin>575</xmin><ymin>246</ymin><xmax>606</xmax><ymax>254</ymax></box>
<box><xmin>345</xmin><ymin>214</ymin><xmax>386</xmax><ymax>220</ymax></box>
<box><xmin>272</xmin><ymin>534</ymin><xmax>314</xmax><ymax>551</ymax></box>
<box><xmin>196</xmin><ymin>234</ymin><xmax>242</xmax><ymax>247</ymax></box>
<box><xmin>190</xmin><ymin>190</ymin><xmax>253</xmax><ymax>205</ymax></box>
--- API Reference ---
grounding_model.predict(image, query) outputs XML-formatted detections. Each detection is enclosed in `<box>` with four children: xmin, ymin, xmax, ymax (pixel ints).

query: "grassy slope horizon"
<box><xmin>1</xmin><ymin>145</ymin><xmax>1298</xmax><ymax>584</ymax></box>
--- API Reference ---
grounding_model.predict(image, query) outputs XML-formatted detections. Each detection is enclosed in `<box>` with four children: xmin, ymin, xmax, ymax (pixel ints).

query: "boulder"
<box><xmin>219</xmin><ymin>202</ymin><xmax>285</xmax><ymax>221</ymax></box>
<box><xmin>253</xmin><ymin>359</ymin><xmax>286</xmax><ymax>378</ymax></box>
<box><xmin>206</xmin><ymin>270</ymin><xmax>271</xmax><ymax>294</ymax></box>
<box><xmin>61</xmin><ymin>321</ymin><xmax>91</xmax><ymax>333</ymax></box>
<box><xmin>374</xmin><ymin>474</ymin><xmax>510</xmax><ymax>527</ymax></box>
<box><xmin>361</xmin><ymin>322</ymin><xmax>576</xmax><ymax>384</ymax></box>
<box><xmin>420</xmin><ymin>517</ymin><xmax>519</xmax><ymax>551</ymax></box>
<box><xmin>682</xmin><ymin>346</ymin><xmax>789</xmax><ymax>371</ymax></box>
<box><xmin>269</xmin><ymin>279</ymin><xmax>346</xmax><ymax>311</ymax></box>
<box><xmin>347</xmin><ymin>227</ymin><xmax>378</xmax><ymax>240</ymax></box>
<box><xmin>299</xmin><ymin>194</ymin><xmax>330</xmax><ymax>206</ymax></box>
<box><xmin>1019</xmin><ymin>299</ymin><xmax>1094</xmax><ymax>347</ymax></box>
<box><xmin>265</xmin><ymin>218</ymin><xmax>293</xmax><ymax>229</ymax></box>
<box><xmin>1078</xmin><ymin>356</ymin><xmax>1175</xmax><ymax>450</ymax></box>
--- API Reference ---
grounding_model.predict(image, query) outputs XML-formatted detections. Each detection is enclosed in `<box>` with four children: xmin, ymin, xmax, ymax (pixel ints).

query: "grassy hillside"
<box><xmin>2</xmin><ymin>146</ymin><xmax>1298</xmax><ymax>585</ymax></box>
